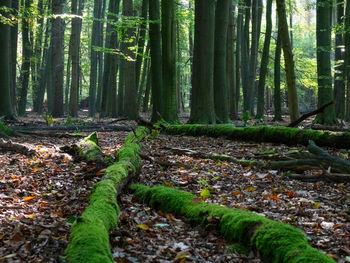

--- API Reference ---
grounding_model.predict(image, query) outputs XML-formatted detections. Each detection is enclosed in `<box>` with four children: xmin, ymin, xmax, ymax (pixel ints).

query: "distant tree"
<box><xmin>51</xmin><ymin>0</ymin><xmax>65</xmax><ymax>117</ymax></box>
<box><xmin>123</xmin><ymin>0</ymin><xmax>138</xmax><ymax>120</ymax></box>
<box><xmin>149</xmin><ymin>0</ymin><xmax>163</xmax><ymax>122</ymax></box>
<box><xmin>89</xmin><ymin>0</ymin><xmax>103</xmax><ymax>117</ymax></box>
<box><xmin>334</xmin><ymin>0</ymin><xmax>345</xmax><ymax>118</ymax></box>
<box><xmin>69</xmin><ymin>0</ymin><xmax>85</xmax><ymax>117</ymax></box>
<box><xmin>315</xmin><ymin>0</ymin><xmax>337</xmax><ymax>124</ymax></box>
<box><xmin>273</xmin><ymin>26</ymin><xmax>283</xmax><ymax>121</ymax></box>
<box><xmin>10</xmin><ymin>0</ymin><xmax>18</xmax><ymax>114</ymax></box>
<box><xmin>189</xmin><ymin>0</ymin><xmax>216</xmax><ymax>124</ymax></box>
<box><xmin>256</xmin><ymin>0</ymin><xmax>273</xmax><ymax>119</ymax></box>
<box><xmin>213</xmin><ymin>0</ymin><xmax>231</xmax><ymax>123</ymax></box>
<box><xmin>18</xmin><ymin>0</ymin><xmax>33</xmax><ymax>116</ymax></box>
<box><xmin>0</xmin><ymin>0</ymin><xmax>14</xmax><ymax>118</ymax></box>
<box><xmin>276</xmin><ymin>0</ymin><xmax>299</xmax><ymax>122</ymax></box>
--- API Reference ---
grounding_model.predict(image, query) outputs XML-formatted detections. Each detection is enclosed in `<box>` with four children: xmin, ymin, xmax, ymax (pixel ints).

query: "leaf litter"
<box><xmin>0</xmin><ymin>119</ymin><xmax>349</xmax><ymax>262</ymax></box>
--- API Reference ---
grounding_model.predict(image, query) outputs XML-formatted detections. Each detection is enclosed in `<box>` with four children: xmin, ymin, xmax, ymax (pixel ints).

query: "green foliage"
<box><xmin>64</xmin><ymin>116</ymin><xmax>92</xmax><ymax>126</ymax></box>
<box><xmin>240</xmin><ymin>111</ymin><xmax>251</xmax><ymax>127</ymax></box>
<box><xmin>0</xmin><ymin>121</ymin><xmax>15</xmax><ymax>137</ymax></box>
<box><xmin>130</xmin><ymin>184</ymin><xmax>334</xmax><ymax>263</ymax></box>
<box><xmin>42</xmin><ymin>114</ymin><xmax>56</xmax><ymax>126</ymax></box>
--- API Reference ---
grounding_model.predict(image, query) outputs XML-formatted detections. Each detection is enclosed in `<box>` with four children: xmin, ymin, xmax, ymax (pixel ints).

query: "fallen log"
<box><xmin>0</xmin><ymin>121</ymin><xmax>19</xmax><ymax>138</ymax></box>
<box><xmin>286</xmin><ymin>101</ymin><xmax>334</xmax><ymax>127</ymax></box>
<box><xmin>0</xmin><ymin>139</ymin><xmax>35</xmax><ymax>156</ymax></box>
<box><xmin>163</xmin><ymin>147</ymin><xmax>264</xmax><ymax>167</ymax></box>
<box><xmin>65</xmin><ymin>126</ymin><xmax>149</xmax><ymax>263</ymax></box>
<box><xmin>11</xmin><ymin>124</ymin><xmax>131</xmax><ymax>133</ymax></box>
<box><xmin>61</xmin><ymin>132</ymin><xmax>103</xmax><ymax>162</ymax></box>
<box><xmin>162</xmin><ymin>124</ymin><xmax>350</xmax><ymax>149</ymax></box>
<box><xmin>130</xmin><ymin>184</ymin><xmax>334</xmax><ymax>263</ymax></box>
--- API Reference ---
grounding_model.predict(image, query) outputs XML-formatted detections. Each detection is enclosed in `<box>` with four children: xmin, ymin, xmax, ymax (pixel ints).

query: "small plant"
<box><xmin>240</xmin><ymin>111</ymin><xmax>251</xmax><ymax>127</ymax></box>
<box><xmin>42</xmin><ymin>114</ymin><xmax>55</xmax><ymax>126</ymax></box>
<box><xmin>63</xmin><ymin>116</ymin><xmax>92</xmax><ymax>126</ymax></box>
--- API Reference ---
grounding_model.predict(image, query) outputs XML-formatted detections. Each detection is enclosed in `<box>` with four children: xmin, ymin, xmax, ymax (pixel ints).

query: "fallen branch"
<box><xmin>11</xmin><ymin>125</ymin><xmax>131</xmax><ymax>133</ymax></box>
<box><xmin>286</xmin><ymin>101</ymin><xmax>334</xmax><ymax>127</ymax></box>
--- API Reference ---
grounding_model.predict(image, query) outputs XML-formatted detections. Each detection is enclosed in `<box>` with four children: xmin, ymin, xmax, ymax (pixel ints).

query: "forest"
<box><xmin>0</xmin><ymin>0</ymin><xmax>350</xmax><ymax>262</ymax></box>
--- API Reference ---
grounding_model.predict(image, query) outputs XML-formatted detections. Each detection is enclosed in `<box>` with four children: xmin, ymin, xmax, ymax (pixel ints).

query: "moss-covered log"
<box><xmin>162</xmin><ymin>124</ymin><xmax>350</xmax><ymax>149</ymax></box>
<box><xmin>61</xmin><ymin>132</ymin><xmax>103</xmax><ymax>162</ymax></box>
<box><xmin>65</xmin><ymin>127</ymin><xmax>149</xmax><ymax>263</ymax></box>
<box><xmin>130</xmin><ymin>184</ymin><xmax>334</xmax><ymax>263</ymax></box>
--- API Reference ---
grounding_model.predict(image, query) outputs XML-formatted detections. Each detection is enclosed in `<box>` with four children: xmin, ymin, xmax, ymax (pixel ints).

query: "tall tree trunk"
<box><xmin>189</xmin><ymin>0</ymin><xmax>216</xmax><ymax>124</ymax></box>
<box><xmin>161</xmin><ymin>0</ymin><xmax>178</xmax><ymax>123</ymax></box>
<box><xmin>137</xmin><ymin>43</ymin><xmax>150</xmax><ymax>109</ymax></box>
<box><xmin>227</xmin><ymin>2</ymin><xmax>237</xmax><ymax>120</ymax></box>
<box><xmin>316</xmin><ymin>0</ymin><xmax>337</xmax><ymax>124</ymax></box>
<box><xmin>51</xmin><ymin>0</ymin><xmax>65</xmax><ymax>117</ymax></box>
<box><xmin>345</xmin><ymin>0</ymin><xmax>350</xmax><ymax>120</ymax></box>
<box><xmin>188</xmin><ymin>0</ymin><xmax>194</xmax><ymax>109</ymax></box>
<box><xmin>89</xmin><ymin>0</ymin><xmax>103</xmax><ymax>117</ymax></box>
<box><xmin>149</xmin><ymin>0</ymin><xmax>163</xmax><ymax>122</ymax></box>
<box><xmin>135</xmin><ymin>0</ymin><xmax>148</xmax><ymax>93</ymax></box>
<box><xmin>213</xmin><ymin>0</ymin><xmax>231</xmax><ymax>123</ymax></box>
<box><xmin>10</xmin><ymin>0</ymin><xmax>18</xmax><ymax>114</ymax></box>
<box><xmin>334</xmin><ymin>0</ymin><xmax>345</xmax><ymax>118</ymax></box>
<box><xmin>235</xmin><ymin>4</ymin><xmax>243</xmax><ymax>116</ymax></box>
<box><xmin>241</xmin><ymin>0</ymin><xmax>251</xmax><ymax>113</ymax></box>
<box><xmin>69</xmin><ymin>0</ymin><xmax>85</xmax><ymax>117</ymax></box>
<box><xmin>0</xmin><ymin>0</ymin><xmax>14</xmax><ymax>118</ymax></box>
<box><xmin>274</xmin><ymin>26</ymin><xmax>283</xmax><ymax>121</ymax></box>
<box><xmin>276</xmin><ymin>0</ymin><xmax>299</xmax><ymax>122</ymax></box>
<box><xmin>142</xmin><ymin>66</ymin><xmax>152</xmax><ymax>112</ymax></box>
<box><xmin>18</xmin><ymin>0</ymin><xmax>33</xmax><ymax>116</ymax></box>
<box><xmin>256</xmin><ymin>0</ymin><xmax>272</xmax><ymax>119</ymax></box>
<box><xmin>123</xmin><ymin>0</ymin><xmax>138</xmax><ymax>120</ymax></box>
<box><xmin>117</xmin><ymin>42</ymin><xmax>125</xmax><ymax>116</ymax></box>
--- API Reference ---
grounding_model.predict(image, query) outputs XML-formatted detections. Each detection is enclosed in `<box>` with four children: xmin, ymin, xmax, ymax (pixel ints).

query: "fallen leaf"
<box><xmin>245</xmin><ymin>187</ymin><xmax>256</xmax><ymax>192</ymax></box>
<box><xmin>136</xmin><ymin>224</ymin><xmax>149</xmax><ymax>231</ymax></box>
<box><xmin>24</xmin><ymin>196</ymin><xmax>35</xmax><ymax>201</ymax></box>
<box><xmin>200</xmin><ymin>188</ymin><xmax>211</xmax><ymax>198</ymax></box>
<box><xmin>96</xmin><ymin>168</ymin><xmax>106</xmax><ymax>176</ymax></box>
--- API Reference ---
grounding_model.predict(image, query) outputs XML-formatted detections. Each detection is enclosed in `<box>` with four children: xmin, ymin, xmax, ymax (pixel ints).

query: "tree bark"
<box><xmin>149</xmin><ymin>0</ymin><xmax>163</xmax><ymax>122</ymax></box>
<box><xmin>214</xmin><ymin>0</ymin><xmax>231</xmax><ymax>123</ymax></box>
<box><xmin>0</xmin><ymin>0</ymin><xmax>14</xmax><ymax>118</ymax></box>
<box><xmin>189</xmin><ymin>0</ymin><xmax>216</xmax><ymax>124</ymax></box>
<box><xmin>276</xmin><ymin>0</ymin><xmax>299</xmax><ymax>122</ymax></box>
<box><xmin>256</xmin><ymin>0</ymin><xmax>272</xmax><ymax>119</ymax></box>
<box><xmin>345</xmin><ymin>0</ymin><xmax>350</xmax><ymax>120</ymax></box>
<box><xmin>315</xmin><ymin>0</ymin><xmax>337</xmax><ymax>125</ymax></box>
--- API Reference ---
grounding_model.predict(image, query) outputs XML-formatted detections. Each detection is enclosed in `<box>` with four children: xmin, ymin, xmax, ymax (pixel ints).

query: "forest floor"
<box><xmin>0</xmin><ymin>112</ymin><xmax>349</xmax><ymax>262</ymax></box>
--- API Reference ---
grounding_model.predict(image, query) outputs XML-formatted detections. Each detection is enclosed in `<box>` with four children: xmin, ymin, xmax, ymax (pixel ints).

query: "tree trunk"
<box><xmin>241</xmin><ymin>0</ymin><xmax>251</xmax><ymax>113</ymax></box>
<box><xmin>142</xmin><ymin>66</ymin><xmax>152</xmax><ymax>112</ymax></box>
<box><xmin>345</xmin><ymin>0</ymin><xmax>350</xmax><ymax>120</ymax></box>
<box><xmin>0</xmin><ymin>0</ymin><xmax>14</xmax><ymax>118</ymax></box>
<box><xmin>51</xmin><ymin>0</ymin><xmax>65</xmax><ymax>117</ymax></box>
<box><xmin>89</xmin><ymin>0</ymin><xmax>103</xmax><ymax>117</ymax></box>
<box><xmin>189</xmin><ymin>0</ymin><xmax>216</xmax><ymax>124</ymax></box>
<box><xmin>10</xmin><ymin>0</ymin><xmax>19</xmax><ymax>114</ymax></box>
<box><xmin>123</xmin><ymin>0</ymin><xmax>138</xmax><ymax>120</ymax></box>
<box><xmin>334</xmin><ymin>0</ymin><xmax>345</xmax><ymax>118</ymax></box>
<box><xmin>149</xmin><ymin>0</ymin><xmax>163</xmax><ymax>122</ymax></box>
<box><xmin>69</xmin><ymin>0</ymin><xmax>85</xmax><ymax>117</ymax></box>
<box><xmin>236</xmin><ymin>5</ymin><xmax>243</xmax><ymax>116</ymax></box>
<box><xmin>161</xmin><ymin>0</ymin><xmax>178</xmax><ymax>123</ymax></box>
<box><xmin>227</xmin><ymin>2</ymin><xmax>237</xmax><ymax>120</ymax></box>
<box><xmin>274</xmin><ymin>26</ymin><xmax>283</xmax><ymax>121</ymax></box>
<box><xmin>315</xmin><ymin>0</ymin><xmax>337</xmax><ymax>125</ymax></box>
<box><xmin>137</xmin><ymin>43</ymin><xmax>150</xmax><ymax>110</ymax></box>
<box><xmin>256</xmin><ymin>0</ymin><xmax>272</xmax><ymax>119</ymax></box>
<box><xmin>276</xmin><ymin>0</ymin><xmax>299</xmax><ymax>122</ymax></box>
<box><xmin>18</xmin><ymin>0</ymin><xmax>33</xmax><ymax>116</ymax></box>
<box><xmin>214</xmin><ymin>0</ymin><xmax>231</xmax><ymax>123</ymax></box>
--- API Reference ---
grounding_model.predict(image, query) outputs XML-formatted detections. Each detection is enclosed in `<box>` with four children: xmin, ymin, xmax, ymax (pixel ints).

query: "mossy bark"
<box><xmin>130</xmin><ymin>184</ymin><xmax>334</xmax><ymax>263</ymax></box>
<box><xmin>65</xmin><ymin>126</ymin><xmax>149</xmax><ymax>263</ymax></box>
<box><xmin>0</xmin><ymin>121</ymin><xmax>16</xmax><ymax>138</ymax></box>
<box><xmin>162</xmin><ymin>124</ymin><xmax>350</xmax><ymax>149</ymax></box>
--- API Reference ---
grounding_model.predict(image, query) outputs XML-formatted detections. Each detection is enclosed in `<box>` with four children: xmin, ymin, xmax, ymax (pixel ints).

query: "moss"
<box><xmin>77</xmin><ymin>132</ymin><xmax>103</xmax><ymax>161</ymax></box>
<box><xmin>65</xmin><ymin>127</ymin><xmax>149</xmax><ymax>263</ymax></box>
<box><xmin>163</xmin><ymin>124</ymin><xmax>350</xmax><ymax>149</ymax></box>
<box><xmin>0</xmin><ymin>121</ymin><xmax>15</xmax><ymax>137</ymax></box>
<box><xmin>130</xmin><ymin>184</ymin><xmax>334</xmax><ymax>263</ymax></box>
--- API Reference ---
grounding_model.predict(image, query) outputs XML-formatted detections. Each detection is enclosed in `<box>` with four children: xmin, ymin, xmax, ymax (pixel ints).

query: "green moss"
<box><xmin>65</xmin><ymin>127</ymin><xmax>149</xmax><ymax>263</ymax></box>
<box><xmin>0</xmin><ymin>121</ymin><xmax>15</xmax><ymax>137</ymax></box>
<box><xmin>130</xmin><ymin>184</ymin><xmax>334</xmax><ymax>263</ymax></box>
<box><xmin>163</xmin><ymin>124</ymin><xmax>350</xmax><ymax>149</ymax></box>
<box><xmin>77</xmin><ymin>132</ymin><xmax>103</xmax><ymax>161</ymax></box>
